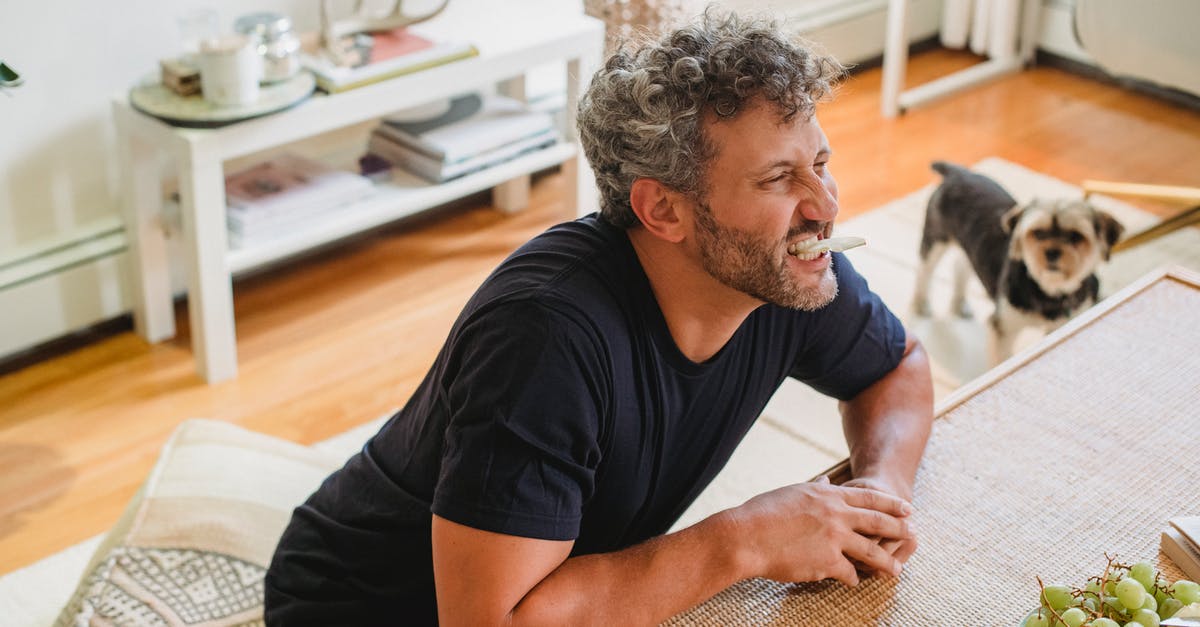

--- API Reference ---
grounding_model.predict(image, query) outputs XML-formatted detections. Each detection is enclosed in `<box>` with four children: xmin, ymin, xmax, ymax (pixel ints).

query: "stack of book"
<box><xmin>301</xmin><ymin>27</ymin><xmax>478</xmax><ymax>94</ymax></box>
<box><xmin>1163</xmin><ymin>515</ymin><xmax>1200</xmax><ymax>581</ymax></box>
<box><xmin>224</xmin><ymin>154</ymin><xmax>375</xmax><ymax>249</ymax></box>
<box><xmin>367</xmin><ymin>93</ymin><xmax>559</xmax><ymax>183</ymax></box>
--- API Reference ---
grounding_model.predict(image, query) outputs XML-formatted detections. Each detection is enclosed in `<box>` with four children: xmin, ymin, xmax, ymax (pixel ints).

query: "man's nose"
<box><xmin>800</xmin><ymin>188</ymin><xmax>838</xmax><ymax>222</ymax></box>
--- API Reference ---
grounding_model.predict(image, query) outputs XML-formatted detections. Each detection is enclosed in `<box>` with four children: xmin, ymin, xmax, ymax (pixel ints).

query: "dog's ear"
<box><xmin>1092</xmin><ymin>209</ymin><xmax>1125</xmax><ymax>260</ymax></box>
<box><xmin>1001</xmin><ymin>203</ymin><xmax>1026</xmax><ymax>260</ymax></box>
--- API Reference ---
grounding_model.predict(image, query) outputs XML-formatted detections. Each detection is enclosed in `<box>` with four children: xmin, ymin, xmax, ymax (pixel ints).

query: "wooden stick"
<box><xmin>1081</xmin><ymin>180</ymin><xmax>1200</xmax><ymax>204</ymax></box>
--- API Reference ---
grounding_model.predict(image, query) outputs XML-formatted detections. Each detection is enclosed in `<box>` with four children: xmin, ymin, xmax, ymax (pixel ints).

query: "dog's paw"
<box><xmin>912</xmin><ymin>299</ymin><xmax>933</xmax><ymax>317</ymax></box>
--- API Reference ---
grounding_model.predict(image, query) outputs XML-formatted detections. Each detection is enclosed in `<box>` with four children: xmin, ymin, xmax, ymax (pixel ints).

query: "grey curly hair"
<box><xmin>577</xmin><ymin>10</ymin><xmax>845</xmax><ymax>228</ymax></box>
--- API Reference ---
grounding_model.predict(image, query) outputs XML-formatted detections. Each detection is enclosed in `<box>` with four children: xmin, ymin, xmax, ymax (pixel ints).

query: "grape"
<box><xmin>1132</xmin><ymin>607</ymin><xmax>1161</xmax><ymax>627</ymax></box>
<box><xmin>1059</xmin><ymin>607</ymin><xmax>1086</xmax><ymax>627</ymax></box>
<box><xmin>1160</xmin><ymin>597</ymin><xmax>1183</xmax><ymax>619</ymax></box>
<box><xmin>1141</xmin><ymin>593</ymin><xmax>1157</xmax><ymax>611</ymax></box>
<box><xmin>1090</xmin><ymin>619</ymin><xmax>1118</xmax><ymax>627</ymax></box>
<box><xmin>1118</xmin><ymin>576</ymin><xmax>1147</xmax><ymax>609</ymax></box>
<box><xmin>1041</xmin><ymin>584</ymin><xmax>1074</xmax><ymax>611</ymax></box>
<box><xmin>1131</xmin><ymin>561</ymin><xmax>1156</xmax><ymax>590</ymax></box>
<box><xmin>1023</xmin><ymin>610</ymin><xmax>1050</xmax><ymax>627</ymax></box>
<box><xmin>1126</xmin><ymin>622</ymin><xmax>1147</xmax><ymax>627</ymax></box>
<box><xmin>1175</xmin><ymin>579</ymin><xmax>1200</xmax><ymax>605</ymax></box>
<box><xmin>1152</xmin><ymin>578</ymin><xmax>1171</xmax><ymax>602</ymax></box>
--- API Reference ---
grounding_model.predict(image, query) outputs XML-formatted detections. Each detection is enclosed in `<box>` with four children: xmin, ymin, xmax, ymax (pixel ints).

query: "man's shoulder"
<box><xmin>475</xmin><ymin>214</ymin><xmax>640</xmax><ymax>311</ymax></box>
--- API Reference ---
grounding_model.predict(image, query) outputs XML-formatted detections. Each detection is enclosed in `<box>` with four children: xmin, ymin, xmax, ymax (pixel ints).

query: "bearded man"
<box><xmin>266</xmin><ymin>10</ymin><xmax>934</xmax><ymax>626</ymax></box>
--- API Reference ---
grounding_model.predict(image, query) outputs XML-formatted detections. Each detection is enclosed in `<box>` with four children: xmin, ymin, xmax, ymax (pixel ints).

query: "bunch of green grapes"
<box><xmin>1022</xmin><ymin>555</ymin><xmax>1200</xmax><ymax>627</ymax></box>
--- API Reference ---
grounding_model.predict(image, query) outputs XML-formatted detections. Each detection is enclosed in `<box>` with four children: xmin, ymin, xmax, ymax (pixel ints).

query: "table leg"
<box><xmin>493</xmin><ymin>75</ymin><xmax>531</xmax><ymax>213</ymax></box>
<box><xmin>114</xmin><ymin>105</ymin><xmax>175</xmax><ymax>343</ymax></box>
<box><xmin>880</xmin><ymin>0</ymin><xmax>909</xmax><ymax>118</ymax></box>
<box><xmin>566</xmin><ymin>52</ymin><xmax>600</xmax><ymax>218</ymax></box>
<box><xmin>177</xmin><ymin>151</ymin><xmax>238</xmax><ymax>383</ymax></box>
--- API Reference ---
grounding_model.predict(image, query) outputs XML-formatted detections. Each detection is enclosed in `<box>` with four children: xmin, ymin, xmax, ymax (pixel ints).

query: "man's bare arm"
<box><xmin>432</xmin><ymin>479</ymin><xmax>914</xmax><ymax>626</ymax></box>
<box><xmin>838</xmin><ymin>335</ymin><xmax>934</xmax><ymax>501</ymax></box>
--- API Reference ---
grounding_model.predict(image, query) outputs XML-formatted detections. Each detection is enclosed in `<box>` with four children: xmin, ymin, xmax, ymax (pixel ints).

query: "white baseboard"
<box><xmin>0</xmin><ymin>246</ymin><xmax>132</xmax><ymax>359</ymax></box>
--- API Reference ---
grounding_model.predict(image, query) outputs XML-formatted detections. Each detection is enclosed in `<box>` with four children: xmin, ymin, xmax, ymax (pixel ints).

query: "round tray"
<box><xmin>128</xmin><ymin>71</ymin><xmax>315</xmax><ymax>128</ymax></box>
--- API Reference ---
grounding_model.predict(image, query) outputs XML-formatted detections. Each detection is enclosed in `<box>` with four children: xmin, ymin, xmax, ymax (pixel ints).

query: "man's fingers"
<box><xmin>843</xmin><ymin>533</ymin><xmax>902</xmax><ymax>578</ymax></box>
<box><xmin>829</xmin><ymin>558</ymin><xmax>862</xmax><ymax>587</ymax></box>
<box><xmin>850</xmin><ymin>507</ymin><xmax>912</xmax><ymax>542</ymax></box>
<box><xmin>891</xmin><ymin>537</ymin><xmax>919</xmax><ymax>564</ymax></box>
<box><xmin>842</xmin><ymin>485</ymin><xmax>913</xmax><ymax>517</ymax></box>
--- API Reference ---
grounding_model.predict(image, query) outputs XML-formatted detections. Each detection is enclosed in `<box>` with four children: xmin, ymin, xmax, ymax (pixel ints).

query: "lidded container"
<box><xmin>234</xmin><ymin>12</ymin><xmax>301</xmax><ymax>83</ymax></box>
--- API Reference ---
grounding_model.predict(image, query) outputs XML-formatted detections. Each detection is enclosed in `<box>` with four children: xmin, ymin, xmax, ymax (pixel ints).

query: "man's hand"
<box><xmin>726</xmin><ymin>475</ymin><xmax>915</xmax><ymax>587</ymax></box>
<box><xmin>838</xmin><ymin>336</ymin><xmax>934</xmax><ymax>577</ymax></box>
<box><xmin>842</xmin><ymin>475</ymin><xmax>920</xmax><ymax>572</ymax></box>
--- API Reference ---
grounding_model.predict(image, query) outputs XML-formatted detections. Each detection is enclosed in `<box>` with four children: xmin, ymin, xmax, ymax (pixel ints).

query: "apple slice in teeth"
<box><xmin>788</xmin><ymin>236</ymin><xmax>866</xmax><ymax>256</ymax></box>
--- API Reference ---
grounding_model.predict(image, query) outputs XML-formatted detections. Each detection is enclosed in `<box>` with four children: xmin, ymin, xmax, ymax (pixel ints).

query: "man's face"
<box><xmin>689</xmin><ymin>100</ymin><xmax>840</xmax><ymax>311</ymax></box>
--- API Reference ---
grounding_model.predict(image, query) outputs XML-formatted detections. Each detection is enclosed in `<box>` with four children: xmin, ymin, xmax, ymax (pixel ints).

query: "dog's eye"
<box><xmin>1032</xmin><ymin>229</ymin><xmax>1052</xmax><ymax>240</ymax></box>
<box><xmin>1066</xmin><ymin>232</ymin><xmax>1084</xmax><ymax>244</ymax></box>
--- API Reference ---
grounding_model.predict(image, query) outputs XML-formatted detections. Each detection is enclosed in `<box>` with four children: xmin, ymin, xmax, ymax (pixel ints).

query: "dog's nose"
<box><xmin>1045</xmin><ymin>248</ymin><xmax>1062</xmax><ymax>262</ymax></box>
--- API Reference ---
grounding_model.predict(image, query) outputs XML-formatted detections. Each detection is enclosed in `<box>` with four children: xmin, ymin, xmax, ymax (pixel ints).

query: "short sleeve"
<box><xmin>431</xmin><ymin>300</ymin><xmax>607</xmax><ymax>541</ymax></box>
<box><xmin>789</xmin><ymin>253</ymin><xmax>907</xmax><ymax>400</ymax></box>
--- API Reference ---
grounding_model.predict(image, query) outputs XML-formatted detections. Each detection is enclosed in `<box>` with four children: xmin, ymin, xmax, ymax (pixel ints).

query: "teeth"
<box><xmin>788</xmin><ymin>235</ymin><xmax>867</xmax><ymax>259</ymax></box>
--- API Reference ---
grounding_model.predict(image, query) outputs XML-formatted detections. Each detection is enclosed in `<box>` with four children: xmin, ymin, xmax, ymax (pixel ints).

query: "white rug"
<box><xmin>4</xmin><ymin>158</ymin><xmax>1198</xmax><ymax>625</ymax></box>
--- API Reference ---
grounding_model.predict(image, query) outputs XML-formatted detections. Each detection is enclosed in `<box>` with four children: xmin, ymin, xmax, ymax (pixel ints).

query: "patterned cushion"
<box><xmin>54</xmin><ymin>419</ymin><xmax>345</xmax><ymax>626</ymax></box>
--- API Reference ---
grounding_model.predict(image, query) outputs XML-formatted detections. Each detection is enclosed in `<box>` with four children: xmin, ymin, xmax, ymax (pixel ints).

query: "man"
<box><xmin>266</xmin><ymin>10</ymin><xmax>933</xmax><ymax>626</ymax></box>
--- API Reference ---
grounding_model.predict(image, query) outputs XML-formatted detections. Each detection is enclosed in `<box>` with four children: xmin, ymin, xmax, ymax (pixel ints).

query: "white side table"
<box><xmin>113</xmin><ymin>8</ymin><xmax>604</xmax><ymax>383</ymax></box>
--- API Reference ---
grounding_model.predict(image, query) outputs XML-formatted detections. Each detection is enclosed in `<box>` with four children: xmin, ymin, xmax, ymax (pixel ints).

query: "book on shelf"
<box><xmin>301</xmin><ymin>27</ymin><xmax>478</xmax><ymax>94</ymax></box>
<box><xmin>224</xmin><ymin>153</ymin><xmax>374</xmax><ymax>247</ymax></box>
<box><xmin>378</xmin><ymin>93</ymin><xmax>557</xmax><ymax>164</ymax></box>
<box><xmin>368</xmin><ymin>126</ymin><xmax>559</xmax><ymax>183</ymax></box>
<box><xmin>1163</xmin><ymin>516</ymin><xmax>1200</xmax><ymax>582</ymax></box>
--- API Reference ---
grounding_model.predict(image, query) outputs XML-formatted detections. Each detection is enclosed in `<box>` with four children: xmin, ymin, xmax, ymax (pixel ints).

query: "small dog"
<box><xmin>913</xmin><ymin>161</ymin><xmax>1124</xmax><ymax>362</ymax></box>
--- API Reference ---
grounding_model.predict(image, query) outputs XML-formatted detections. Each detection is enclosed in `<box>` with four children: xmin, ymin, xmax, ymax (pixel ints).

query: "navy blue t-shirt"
<box><xmin>265</xmin><ymin>214</ymin><xmax>905</xmax><ymax>624</ymax></box>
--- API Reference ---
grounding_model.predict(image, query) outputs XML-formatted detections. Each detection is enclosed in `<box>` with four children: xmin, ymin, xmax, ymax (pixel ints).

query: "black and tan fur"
<box><xmin>913</xmin><ymin>161</ymin><xmax>1124</xmax><ymax>362</ymax></box>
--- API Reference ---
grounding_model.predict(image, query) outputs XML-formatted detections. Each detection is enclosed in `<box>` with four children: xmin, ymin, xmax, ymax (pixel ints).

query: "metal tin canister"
<box><xmin>234</xmin><ymin>12</ymin><xmax>301</xmax><ymax>83</ymax></box>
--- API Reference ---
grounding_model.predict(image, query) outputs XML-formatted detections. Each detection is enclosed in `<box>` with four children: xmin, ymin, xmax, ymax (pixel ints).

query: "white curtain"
<box><xmin>939</xmin><ymin>0</ymin><xmax>1023</xmax><ymax>61</ymax></box>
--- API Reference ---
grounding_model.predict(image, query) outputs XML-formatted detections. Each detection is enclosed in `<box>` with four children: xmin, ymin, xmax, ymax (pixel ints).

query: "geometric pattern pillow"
<box><xmin>54</xmin><ymin>419</ymin><xmax>345</xmax><ymax>626</ymax></box>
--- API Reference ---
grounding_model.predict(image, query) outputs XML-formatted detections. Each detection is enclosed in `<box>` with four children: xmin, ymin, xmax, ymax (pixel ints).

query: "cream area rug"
<box><xmin>3</xmin><ymin>158</ymin><xmax>1198</xmax><ymax>626</ymax></box>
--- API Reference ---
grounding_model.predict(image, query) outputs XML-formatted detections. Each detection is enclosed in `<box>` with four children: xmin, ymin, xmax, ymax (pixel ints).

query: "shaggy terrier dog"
<box><xmin>914</xmin><ymin>161</ymin><xmax>1123</xmax><ymax>362</ymax></box>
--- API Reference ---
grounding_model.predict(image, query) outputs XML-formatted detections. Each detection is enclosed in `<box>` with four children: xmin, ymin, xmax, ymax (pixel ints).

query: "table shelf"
<box><xmin>227</xmin><ymin>142</ymin><xmax>576</xmax><ymax>274</ymax></box>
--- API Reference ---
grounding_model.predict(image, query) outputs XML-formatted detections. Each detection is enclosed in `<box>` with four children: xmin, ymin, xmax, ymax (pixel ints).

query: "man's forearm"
<box><xmin>510</xmin><ymin>511</ymin><xmax>749</xmax><ymax>626</ymax></box>
<box><xmin>838</xmin><ymin>337</ymin><xmax>934</xmax><ymax>499</ymax></box>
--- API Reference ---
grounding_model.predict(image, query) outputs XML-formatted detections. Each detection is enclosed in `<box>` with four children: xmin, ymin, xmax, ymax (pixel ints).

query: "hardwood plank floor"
<box><xmin>3</xmin><ymin>48</ymin><xmax>1200</xmax><ymax>575</ymax></box>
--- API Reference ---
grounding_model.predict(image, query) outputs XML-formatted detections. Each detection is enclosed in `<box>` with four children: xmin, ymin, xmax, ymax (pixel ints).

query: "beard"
<box><xmin>693</xmin><ymin>202</ymin><xmax>838</xmax><ymax>311</ymax></box>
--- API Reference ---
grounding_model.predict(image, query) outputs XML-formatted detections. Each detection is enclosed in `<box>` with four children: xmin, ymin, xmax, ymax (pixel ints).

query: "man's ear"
<box><xmin>630</xmin><ymin>178</ymin><xmax>687</xmax><ymax>243</ymax></box>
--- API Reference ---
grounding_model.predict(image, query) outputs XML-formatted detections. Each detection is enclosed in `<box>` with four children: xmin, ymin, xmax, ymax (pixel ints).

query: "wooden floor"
<box><xmin>3</xmin><ymin>49</ymin><xmax>1200</xmax><ymax>576</ymax></box>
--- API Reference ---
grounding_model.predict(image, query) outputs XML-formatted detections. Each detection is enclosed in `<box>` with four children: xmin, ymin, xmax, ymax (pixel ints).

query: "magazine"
<box><xmin>368</xmin><ymin>127</ymin><xmax>559</xmax><ymax>183</ymax></box>
<box><xmin>301</xmin><ymin>27</ymin><xmax>477</xmax><ymax>93</ymax></box>
<box><xmin>224</xmin><ymin>154</ymin><xmax>374</xmax><ymax>236</ymax></box>
<box><xmin>377</xmin><ymin>93</ymin><xmax>556</xmax><ymax>164</ymax></box>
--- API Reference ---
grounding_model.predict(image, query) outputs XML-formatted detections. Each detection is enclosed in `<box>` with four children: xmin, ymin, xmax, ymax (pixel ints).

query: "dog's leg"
<box><xmin>951</xmin><ymin>254</ymin><xmax>975</xmax><ymax>319</ymax></box>
<box><xmin>988</xmin><ymin>300</ymin><xmax>1021</xmax><ymax>365</ymax></box>
<box><xmin>913</xmin><ymin>240</ymin><xmax>948</xmax><ymax>317</ymax></box>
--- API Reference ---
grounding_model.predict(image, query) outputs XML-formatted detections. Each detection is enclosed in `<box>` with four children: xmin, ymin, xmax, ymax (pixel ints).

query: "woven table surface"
<box><xmin>666</xmin><ymin>272</ymin><xmax>1200</xmax><ymax>626</ymax></box>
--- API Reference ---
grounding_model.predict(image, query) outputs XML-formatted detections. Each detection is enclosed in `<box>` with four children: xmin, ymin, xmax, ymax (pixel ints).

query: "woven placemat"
<box><xmin>666</xmin><ymin>275</ymin><xmax>1200</xmax><ymax>626</ymax></box>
